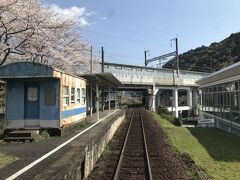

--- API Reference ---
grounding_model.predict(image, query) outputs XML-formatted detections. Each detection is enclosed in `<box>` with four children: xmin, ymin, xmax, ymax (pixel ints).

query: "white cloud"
<box><xmin>99</xmin><ymin>16</ymin><xmax>107</xmax><ymax>20</ymax></box>
<box><xmin>86</xmin><ymin>11</ymin><xmax>96</xmax><ymax>16</ymax></box>
<box><xmin>49</xmin><ymin>4</ymin><xmax>90</xmax><ymax>27</ymax></box>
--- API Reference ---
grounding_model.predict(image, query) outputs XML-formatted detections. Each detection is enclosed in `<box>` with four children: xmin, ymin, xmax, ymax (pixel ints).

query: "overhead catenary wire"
<box><xmin>81</xmin><ymin>29</ymin><xmax>168</xmax><ymax>47</ymax></box>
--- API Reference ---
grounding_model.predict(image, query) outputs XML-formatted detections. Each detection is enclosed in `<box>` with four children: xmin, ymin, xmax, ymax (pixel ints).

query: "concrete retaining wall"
<box><xmin>84</xmin><ymin>110</ymin><xmax>125</xmax><ymax>177</ymax></box>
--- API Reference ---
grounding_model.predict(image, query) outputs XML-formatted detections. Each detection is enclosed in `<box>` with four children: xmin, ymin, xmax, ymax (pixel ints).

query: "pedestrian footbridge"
<box><xmin>102</xmin><ymin>62</ymin><xmax>209</xmax><ymax>117</ymax></box>
<box><xmin>103</xmin><ymin>62</ymin><xmax>207</xmax><ymax>87</ymax></box>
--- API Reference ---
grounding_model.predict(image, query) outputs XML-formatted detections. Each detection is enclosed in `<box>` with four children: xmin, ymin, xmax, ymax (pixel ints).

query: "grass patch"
<box><xmin>34</xmin><ymin>130</ymin><xmax>50</xmax><ymax>142</ymax></box>
<box><xmin>152</xmin><ymin>112</ymin><xmax>240</xmax><ymax>179</ymax></box>
<box><xmin>0</xmin><ymin>153</ymin><xmax>18</xmax><ymax>169</ymax></box>
<box><xmin>79</xmin><ymin>120</ymin><xmax>87</xmax><ymax>128</ymax></box>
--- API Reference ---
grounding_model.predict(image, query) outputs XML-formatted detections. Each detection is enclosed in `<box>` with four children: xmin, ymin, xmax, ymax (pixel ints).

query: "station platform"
<box><xmin>0</xmin><ymin>109</ymin><xmax>125</xmax><ymax>180</ymax></box>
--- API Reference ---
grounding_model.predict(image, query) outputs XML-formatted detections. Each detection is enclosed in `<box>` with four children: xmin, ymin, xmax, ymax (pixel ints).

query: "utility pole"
<box><xmin>144</xmin><ymin>50</ymin><xmax>147</xmax><ymax>67</ymax></box>
<box><xmin>175</xmin><ymin>38</ymin><xmax>179</xmax><ymax>76</ymax></box>
<box><xmin>90</xmin><ymin>46</ymin><xmax>93</xmax><ymax>117</ymax></box>
<box><xmin>101</xmin><ymin>46</ymin><xmax>104</xmax><ymax>73</ymax></box>
<box><xmin>171</xmin><ymin>38</ymin><xmax>179</xmax><ymax>76</ymax></box>
<box><xmin>144</xmin><ymin>50</ymin><xmax>149</xmax><ymax>67</ymax></box>
<box><xmin>90</xmin><ymin>46</ymin><xmax>93</xmax><ymax>74</ymax></box>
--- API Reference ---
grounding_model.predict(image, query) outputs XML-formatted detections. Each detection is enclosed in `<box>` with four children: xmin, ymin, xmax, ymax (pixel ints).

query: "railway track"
<box><xmin>113</xmin><ymin>108</ymin><xmax>153</xmax><ymax>180</ymax></box>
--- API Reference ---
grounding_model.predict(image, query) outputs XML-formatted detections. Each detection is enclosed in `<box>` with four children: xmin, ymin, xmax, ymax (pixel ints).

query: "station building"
<box><xmin>0</xmin><ymin>62</ymin><xmax>121</xmax><ymax>136</ymax></box>
<box><xmin>197</xmin><ymin>61</ymin><xmax>240</xmax><ymax>135</ymax></box>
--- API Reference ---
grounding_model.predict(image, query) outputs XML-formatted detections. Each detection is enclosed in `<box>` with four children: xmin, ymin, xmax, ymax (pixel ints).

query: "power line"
<box><xmin>81</xmin><ymin>29</ymin><xmax>167</xmax><ymax>47</ymax></box>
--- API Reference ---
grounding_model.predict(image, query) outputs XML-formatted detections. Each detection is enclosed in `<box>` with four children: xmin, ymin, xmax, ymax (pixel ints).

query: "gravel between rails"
<box><xmin>88</xmin><ymin>108</ymin><xmax>187</xmax><ymax>180</ymax></box>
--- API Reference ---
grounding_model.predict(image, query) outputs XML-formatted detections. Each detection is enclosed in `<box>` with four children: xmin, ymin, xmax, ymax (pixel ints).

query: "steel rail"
<box><xmin>113</xmin><ymin>110</ymin><xmax>135</xmax><ymax>180</ymax></box>
<box><xmin>140</xmin><ymin>108</ymin><xmax>153</xmax><ymax>180</ymax></box>
<box><xmin>113</xmin><ymin>108</ymin><xmax>153</xmax><ymax>180</ymax></box>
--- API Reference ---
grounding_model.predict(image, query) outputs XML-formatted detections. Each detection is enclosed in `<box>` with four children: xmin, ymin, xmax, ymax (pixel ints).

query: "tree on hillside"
<box><xmin>0</xmin><ymin>0</ymin><xmax>90</xmax><ymax>71</ymax></box>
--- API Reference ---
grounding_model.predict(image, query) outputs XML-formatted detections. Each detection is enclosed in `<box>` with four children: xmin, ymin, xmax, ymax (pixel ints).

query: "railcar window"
<box><xmin>77</xmin><ymin>88</ymin><xmax>80</xmax><ymax>103</ymax></box>
<box><xmin>45</xmin><ymin>87</ymin><xmax>56</xmax><ymax>106</ymax></box>
<box><xmin>82</xmin><ymin>88</ymin><xmax>86</xmax><ymax>104</ymax></box>
<box><xmin>71</xmin><ymin>87</ymin><xmax>75</xmax><ymax>104</ymax></box>
<box><xmin>63</xmin><ymin>86</ymin><xmax>69</xmax><ymax>106</ymax></box>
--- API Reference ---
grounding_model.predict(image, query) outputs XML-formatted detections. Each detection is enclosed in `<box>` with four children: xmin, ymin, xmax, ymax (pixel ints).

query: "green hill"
<box><xmin>163</xmin><ymin>32</ymin><xmax>240</xmax><ymax>72</ymax></box>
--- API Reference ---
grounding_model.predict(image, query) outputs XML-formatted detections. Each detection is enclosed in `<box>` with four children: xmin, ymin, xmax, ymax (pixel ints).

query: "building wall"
<box><xmin>6</xmin><ymin>78</ymin><xmax>60</xmax><ymax>128</ymax></box>
<box><xmin>6</xmin><ymin>79</ymin><xmax>25</xmax><ymax>120</ymax></box>
<box><xmin>59</xmin><ymin>73</ymin><xmax>87</xmax><ymax>127</ymax></box>
<box><xmin>200</xmin><ymin>79</ymin><xmax>240</xmax><ymax>135</ymax></box>
<box><xmin>39</xmin><ymin>79</ymin><xmax>60</xmax><ymax>120</ymax></box>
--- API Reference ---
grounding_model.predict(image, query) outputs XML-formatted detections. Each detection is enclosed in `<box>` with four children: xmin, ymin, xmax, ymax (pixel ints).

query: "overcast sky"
<box><xmin>43</xmin><ymin>0</ymin><xmax>240</xmax><ymax>66</ymax></box>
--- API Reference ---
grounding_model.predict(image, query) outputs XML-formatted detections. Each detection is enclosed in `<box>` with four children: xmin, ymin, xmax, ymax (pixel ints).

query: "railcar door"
<box><xmin>24</xmin><ymin>83</ymin><xmax>40</xmax><ymax>127</ymax></box>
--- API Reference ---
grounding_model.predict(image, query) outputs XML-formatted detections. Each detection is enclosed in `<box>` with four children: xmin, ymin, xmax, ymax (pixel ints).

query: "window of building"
<box><xmin>77</xmin><ymin>88</ymin><xmax>80</xmax><ymax>103</ymax></box>
<box><xmin>45</xmin><ymin>87</ymin><xmax>56</xmax><ymax>106</ymax></box>
<box><xmin>82</xmin><ymin>88</ymin><xmax>86</xmax><ymax>104</ymax></box>
<box><xmin>63</xmin><ymin>86</ymin><xmax>69</xmax><ymax>106</ymax></box>
<box><xmin>27</xmin><ymin>87</ymin><xmax>38</xmax><ymax>101</ymax></box>
<box><xmin>71</xmin><ymin>87</ymin><xmax>75</xmax><ymax>104</ymax></box>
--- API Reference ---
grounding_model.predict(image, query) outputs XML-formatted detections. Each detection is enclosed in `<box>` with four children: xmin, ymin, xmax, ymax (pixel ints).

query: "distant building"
<box><xmin>197</xmin><ymin>61</ymin><xmax>240</xmax><ymax>135</ymax></box>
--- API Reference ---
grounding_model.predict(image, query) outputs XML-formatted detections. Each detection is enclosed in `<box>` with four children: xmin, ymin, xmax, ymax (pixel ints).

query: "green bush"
<box><xmin>34</xmin><ymin>130</ymin><xmax>49</xmax><ymax>142</ymax></box>
<box><xmin>79</xmin><ymin>120</ymin><xmax>87</xmax><ymax>128</ymax></box>
<box><xmin>41</xmin><ymin>130</ymin><xmax>50</xmax><ymax>139</ymax></box>
<box><xmin>156</xmin><ymin>106</ymin><xmax>170</xmax><ymax>115</ymax></box>
<box><xmin>173</xmin><ymin>117</ymin><xmax>182</xmax><ymax>126</ymax></box>
<box><xmin>156</xmin><ymin>106</ymin><xmax>181</xmax><ymax>126</ymax></box>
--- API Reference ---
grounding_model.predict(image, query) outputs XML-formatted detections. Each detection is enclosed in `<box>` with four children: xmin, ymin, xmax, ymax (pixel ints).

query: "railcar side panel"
<box><xmin>59</xmin><ymin>73</ymin><xmax>87</xmax><ymax>127</ymax></box>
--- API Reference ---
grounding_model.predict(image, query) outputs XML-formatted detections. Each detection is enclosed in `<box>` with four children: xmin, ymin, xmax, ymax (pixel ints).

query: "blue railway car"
<box><xmin>0</xmin><ymin>62</ymin><xmax>87</xmax><ymax>133</ymax></box>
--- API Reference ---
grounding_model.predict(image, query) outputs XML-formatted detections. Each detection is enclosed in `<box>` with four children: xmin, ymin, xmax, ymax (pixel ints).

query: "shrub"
<box><xmin>156</xmin><ymin>106</ymin><xmax>170</xmax><ymax>116</ymax></box>
<box><xmin>80</xmin><ymin>120</ymin><xmax>87</xmax><ymax>128</ymax></box>
<box><xmin>34</xmin><ymin>130</ymin><xmax>50</xmax><ymax>142</ymax></box>
<box><xmin>173</xmin><ymin>117</ymin><xmax>182</xmax><ymax>126</ymax></box>
<box><xmin>41</xmin><ymin>130</ymin><xmax>50</xmax><ymax>139</ymax></box>
<box><xmin>156</xmin><ymin>106</ymin><xmax>181</xmax><ymax>126</ymax></box>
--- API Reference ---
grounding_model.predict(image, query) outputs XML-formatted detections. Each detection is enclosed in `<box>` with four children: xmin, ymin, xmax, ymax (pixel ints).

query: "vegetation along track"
<box><xmin>88</xmin><ymin>108</ymin><xmax>187</xmax><ymax>180</ymax></box>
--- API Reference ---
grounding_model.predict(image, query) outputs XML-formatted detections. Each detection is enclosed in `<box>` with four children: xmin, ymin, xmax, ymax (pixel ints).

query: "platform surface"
<box><xmin>0</xmin><ymin>109</ymin><xmax>123</xmax><ymax>179</ymax></box>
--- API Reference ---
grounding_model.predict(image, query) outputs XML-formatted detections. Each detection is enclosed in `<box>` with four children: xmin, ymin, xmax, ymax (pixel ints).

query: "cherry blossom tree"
<box><xmin>0</xmin><ymin>0</ymin><xmax>91</xmax><ymax>71</ymax></box>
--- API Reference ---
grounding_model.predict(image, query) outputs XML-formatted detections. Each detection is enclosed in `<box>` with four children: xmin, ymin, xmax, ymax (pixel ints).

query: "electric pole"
<box><xmin>90</xmin><ymin>46</ymin><xmax>93</xmax><ymax>74</ymax></box>
<box><xmin>175</xmin><ymin>38</ymin><xmax>179</xmax><ymax>76</ymax></box>
<box><xmin>144</xmin><ymin>50</ymin><xmax>147</xmax><ymax>67</ymax></box>
<box><xmin>101</xmin><ymin>46</ymin><xmax>104</xmax><ymax>73</ymax></box>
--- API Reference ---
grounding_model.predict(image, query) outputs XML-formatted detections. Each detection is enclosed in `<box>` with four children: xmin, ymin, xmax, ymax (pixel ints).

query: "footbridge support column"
<box><xmin>193</xmin><ymin>89</ymin><xmax>199</xmax><ymax>115</ymax></box>
<box><xmin>187</xmin><ymin>89</ymin><xmax>193</xmax><ymax>107</ymax></box>
<box><xmin>152</xmin><ymin>83</ymin><xmax>160</xmax><ymax>112</ymax></box>
<box><xmin>173</xmin><ymin>88</ymin><xmax>179</xmax><ymax>118</ymax></box>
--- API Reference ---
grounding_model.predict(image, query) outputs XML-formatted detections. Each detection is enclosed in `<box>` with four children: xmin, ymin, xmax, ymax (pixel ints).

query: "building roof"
<box><xmin>196</xmin><ymin>61</ymin><xmax>240</xmax><ymax>86</ymax></box>
<box><xmin>80</xmin><ymin>72</ymin><xmax>122</xmax><ymax>88</ymax></box>
<box><xmin>0</xmin><ymin>62</ymin><xmax>85</xmax><ymax>80</ymax></box>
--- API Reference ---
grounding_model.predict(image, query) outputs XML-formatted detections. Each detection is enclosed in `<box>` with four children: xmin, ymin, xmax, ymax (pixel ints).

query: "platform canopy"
<box><xmin>81</xmin><ymin>72</ymin><xmax>122</xmax><ymax>88</ymax></box>
<box><xmin>196</xmin><ymin>61</ymin><xmax>240</xmax><ymax>86</ymax></box>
